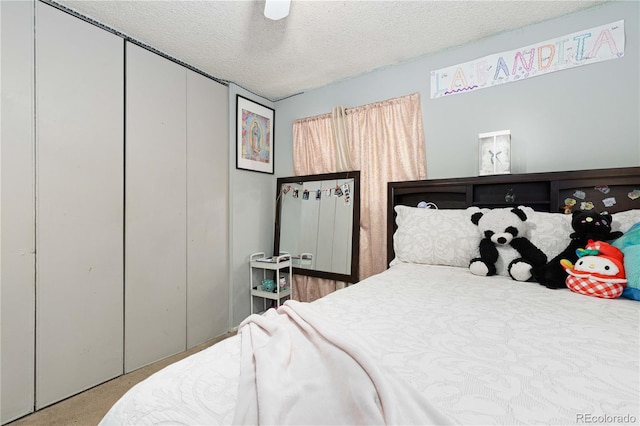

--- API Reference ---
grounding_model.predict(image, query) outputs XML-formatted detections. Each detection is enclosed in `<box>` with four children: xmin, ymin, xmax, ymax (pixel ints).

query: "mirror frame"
<box><xmin>274</xmin><ymin>171</ymin><xmax>360</xmax><ymax>283</ymax></box>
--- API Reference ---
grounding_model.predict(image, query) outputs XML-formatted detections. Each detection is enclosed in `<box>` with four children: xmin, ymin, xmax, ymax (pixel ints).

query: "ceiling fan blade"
<box><xmin>264</xmin><ymin>0</ymin><xmax>291</xmax><ymax>20</ymax></box>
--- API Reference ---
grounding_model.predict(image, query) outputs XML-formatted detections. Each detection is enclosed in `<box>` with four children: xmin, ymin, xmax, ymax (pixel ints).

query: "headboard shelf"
<box><xmin>387</xmin><ymin>166</ymin><xmax>640</xmax><ymax>266</ymax></box>
<box><xmin>474</xmin><ymin>201</ymin><xmax>551</xmax><ymax>210</ymax></box>
<box><xmin>472</xmin><ymin>181</ymin><xmax>550</xmax><ymax>209</ymax></box>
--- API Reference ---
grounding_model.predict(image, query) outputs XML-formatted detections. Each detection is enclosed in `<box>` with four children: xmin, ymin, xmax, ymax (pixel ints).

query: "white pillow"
<box><xmin>524</xmin><ymin>209</ymin><xmax>640</xmax><ymax>263</ymax></box>
<box><xmin>612</xmin><ymin>209</ymin><xmax>640</xmax><ymax>233</ymax></box>
<box><xmin>391</xmin><ymin>205</ymin><xmax>480</xmax><ymax>267</ymax></box>
<box><xmin>526</xmin><ymin>210</ymin><xmax>573</xmax><ymax>260</ymax></box>
<box><xmin>390</xmin><ymin>205</ymin><xmax>605</xmax><ymax>275</ymax></box>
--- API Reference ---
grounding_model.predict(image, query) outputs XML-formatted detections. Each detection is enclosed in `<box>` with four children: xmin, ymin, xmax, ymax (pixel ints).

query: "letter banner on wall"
<box><xmin>431</xmin><ymin>20</ymin><xmax>624</xmax><ymax>99</ymax></box>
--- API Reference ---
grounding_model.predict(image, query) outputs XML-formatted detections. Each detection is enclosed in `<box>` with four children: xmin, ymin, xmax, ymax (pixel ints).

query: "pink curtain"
<box><xmin>292</xmin><ymin>113</ymin><xmax>337</xmax><ymax>175</ymax></box>
<box><xmin>347</xmin><ymin>93</ymin><xmax>426</xmax><ymax>279</ymax></box>
<box><xmin>292</xmin><ymin>114</ymin><xmax>340</xmax><ymax>302</ymax></box>
<box><xmin>291</xmin><ymin>92</ymin><xmax>426</xmax><ymax>301</ymax></box>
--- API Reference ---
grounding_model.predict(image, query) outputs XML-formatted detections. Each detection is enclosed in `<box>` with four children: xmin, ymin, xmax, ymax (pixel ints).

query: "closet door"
<box><xmin>125</xmin><ymin>42</ymin><xmax>187</xmax><ymax>372</ymax></box>
<box><xmin>186</xmin><ymin>71</ymin><xmax>229</xmax><ymax>348</ymax></box>
<box><xmin>1</xmin><ymin>1</ymin><xmax>35</xmax><ymax>422</ymax></box>
<box><xmin>35</xmin><ymin>2</ymin><xmax>124</xmax><ymax>409</ymax></box>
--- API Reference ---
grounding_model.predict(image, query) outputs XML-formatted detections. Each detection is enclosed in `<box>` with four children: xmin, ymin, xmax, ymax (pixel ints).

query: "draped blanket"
<box><xmin>233</xmin><ymin>300</ymin><xmax>451</xmax><ymax>425</ymax></box>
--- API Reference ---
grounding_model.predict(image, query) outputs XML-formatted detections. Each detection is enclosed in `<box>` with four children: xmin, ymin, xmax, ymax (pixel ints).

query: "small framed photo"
<box><xmin>478</xmin><ymin>130</ymin><xmax>511</xmax><ymax>176</ymax></box>
<box><xmin>236</xmin><ymin>95</ymin><xmax>275</xmax><ymax>174</ymax></box>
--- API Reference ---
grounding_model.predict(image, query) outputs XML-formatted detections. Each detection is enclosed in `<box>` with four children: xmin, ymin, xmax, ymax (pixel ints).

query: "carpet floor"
<box><xmin>7</xmin><ymin>332</ymin><xmax>236</xmax><ymax>426</ymax></box>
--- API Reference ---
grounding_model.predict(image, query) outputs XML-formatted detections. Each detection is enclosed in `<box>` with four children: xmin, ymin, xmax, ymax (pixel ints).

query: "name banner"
<box><xmin>431</xmin><ymin>20</ymin><xmax>624</xmax><ymax>99</ymax></box>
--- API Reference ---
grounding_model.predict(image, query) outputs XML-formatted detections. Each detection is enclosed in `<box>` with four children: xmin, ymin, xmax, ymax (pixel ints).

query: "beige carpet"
<box><xmin>8</xmin><ymin>332</ymin><xmax>236</xmax><ymax>426</ymax></box>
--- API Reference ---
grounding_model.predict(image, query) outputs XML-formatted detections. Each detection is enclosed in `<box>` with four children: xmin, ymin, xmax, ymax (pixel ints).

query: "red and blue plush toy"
<box><xmin>561</xmin><ymin>240</ymin><xmax>627</xmax><ymax>299</ymax></box>
<box><xmin>532</xmin><ymin>210</ymin><xmax>622</xmax><ymax>289</ymax></box>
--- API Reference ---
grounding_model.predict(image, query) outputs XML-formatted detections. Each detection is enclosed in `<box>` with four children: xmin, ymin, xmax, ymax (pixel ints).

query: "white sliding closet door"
<box><xmin>125</xmin><ymin>42</ymin><xmax>187</xmax><ymax>372</ymax></box>
<box><xmin>1</xmin><ymin>1</ymin><xmax>35</xmax><ymax>422</ymax></box>
<box><xmin>35</xmin><ymin>2</ymin><xmax>124</xmax><ymax>409</ymax></box>
<box><xmin>186</xmin><ymin>71</ymin><xmax>229</xmax><ymax>348</ymax></box>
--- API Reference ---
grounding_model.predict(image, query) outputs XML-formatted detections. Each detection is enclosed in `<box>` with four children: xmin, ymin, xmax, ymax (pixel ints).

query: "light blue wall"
<box><xmin>275</xmin><ymin>1</ymin><xmax>639</xmax><ymax>179</ymax></box>
<box><xmin>228</xmin><ymin>84</ymin><xmax>277</xmax><ymax>325</ymax></box>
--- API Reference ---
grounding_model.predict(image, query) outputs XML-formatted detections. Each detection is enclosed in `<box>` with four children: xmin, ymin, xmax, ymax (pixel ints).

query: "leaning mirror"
<box><xmin>274</xmin><ymin>171</ymin><xmax>360</xmax><ymax>283</ymax></box>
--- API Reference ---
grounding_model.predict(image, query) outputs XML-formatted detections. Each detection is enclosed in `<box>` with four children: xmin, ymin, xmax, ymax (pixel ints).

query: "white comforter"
<box><xmin>101</xmin><ymin>263</ymin><xmax>640</xmax><ymax>425</ymax></box>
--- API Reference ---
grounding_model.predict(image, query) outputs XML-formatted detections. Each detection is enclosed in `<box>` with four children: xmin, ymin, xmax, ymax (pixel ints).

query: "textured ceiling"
<box><xmin>54</xmin><ymin>0</ymin><xmax>606</xmax><ymax>101</ymax></box>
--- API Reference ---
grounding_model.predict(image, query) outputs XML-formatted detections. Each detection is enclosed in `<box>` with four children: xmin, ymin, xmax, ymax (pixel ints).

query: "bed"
<box><xmin>101</xmin><ymin>167</ymin><xmax>640</xmax><ymax>425</ymax></box>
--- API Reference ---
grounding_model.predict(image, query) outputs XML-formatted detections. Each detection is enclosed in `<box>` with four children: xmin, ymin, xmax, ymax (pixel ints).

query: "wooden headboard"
<box><xmin>386</xmin><ymin>166</ymin><xmax>640</xmax><ymax>266</ymax></box>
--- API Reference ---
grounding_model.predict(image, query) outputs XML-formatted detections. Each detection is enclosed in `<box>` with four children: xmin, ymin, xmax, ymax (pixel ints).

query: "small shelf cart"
<box><xmin>249</xmin><ymin>252</ymin><xmax>292</xmax><ymax>314</ymax></box>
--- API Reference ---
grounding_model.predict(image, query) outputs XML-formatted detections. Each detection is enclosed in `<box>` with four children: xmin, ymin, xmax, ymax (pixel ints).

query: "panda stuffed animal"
<box><xmin>469</xmin><ymin>207</ymin><xmax>548</xmax><ymax>281</ymax></box>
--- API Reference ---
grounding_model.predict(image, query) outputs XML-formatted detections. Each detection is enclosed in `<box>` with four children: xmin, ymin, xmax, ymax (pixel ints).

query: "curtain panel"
<box><xmin>292</xmin><ymin>113</ymin><xmax>336</xmax><ymax>176</ymax></box>
<box><xmin>347</xmin><ymin>92</ymin><xmax>426</xmax><ymax>279</ymax></box>
<box><xmin>291</xmin><ymin>92</ymin><xmax>426</xmax><ymax>301</ymax></box>
<box><xmin>291</xmin><ymin>113</ymin><xmax>340</xmax><ymax>302</ymax></box>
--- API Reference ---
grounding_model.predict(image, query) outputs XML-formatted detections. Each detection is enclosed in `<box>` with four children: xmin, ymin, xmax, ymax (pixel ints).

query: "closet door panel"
<box><xmin>35</xmin><ymin>2</ymin><xmax>124</xmax><ymax>409</ymax></box>
<box><xmin>1</xmin><ymin>1</ymin><xmax>36</xmax><ymax>422</ymax></box>
<box><xmin>125</xmin><ymin>42</ymin><xmax>187</xmax><ymax>372</ymax></box>
<box><xmin>186</xmin><ymin>71</ymin><xmax>229</xmax><ymax>348</ymax></box>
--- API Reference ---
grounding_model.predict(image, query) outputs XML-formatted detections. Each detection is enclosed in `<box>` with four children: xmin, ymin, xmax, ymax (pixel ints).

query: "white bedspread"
<box><xmin>101</xmin><ymin>263</ymin><xmax>640</xmax><ymax>425</ymax></box>
<box><xmin>233</xmin><ymin>300</ymin><xmax>451</xmax><ymax>425</ymax></box>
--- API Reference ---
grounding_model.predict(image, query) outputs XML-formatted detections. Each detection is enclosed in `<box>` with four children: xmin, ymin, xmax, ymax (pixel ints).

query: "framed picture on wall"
<box><xmin>236</xmin><ymin>95</ymin><xmax>275</xmax><ymax>174</ymax></box>
<box><xmin>478</xmin><ymin>130</ymin><xmax>511</xmax><ymax>176</ymax></box>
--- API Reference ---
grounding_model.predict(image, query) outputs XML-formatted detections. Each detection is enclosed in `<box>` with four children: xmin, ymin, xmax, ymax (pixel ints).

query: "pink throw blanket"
<box><xmin>233</xmin><ymin>300</ymin><xmax>452</xmax><ymax>425</ymax></box>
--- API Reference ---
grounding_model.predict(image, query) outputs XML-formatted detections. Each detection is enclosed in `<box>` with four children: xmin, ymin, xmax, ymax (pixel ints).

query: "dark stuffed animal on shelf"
<box><xmin>469</xmin><ymin>207</ymin><xmax>548</xmax><ymax>282</ymax></box>
<box><xmin>532</xmin><ymin>210</ymin><xmax>623</xmax><ymax>289</ymax></box>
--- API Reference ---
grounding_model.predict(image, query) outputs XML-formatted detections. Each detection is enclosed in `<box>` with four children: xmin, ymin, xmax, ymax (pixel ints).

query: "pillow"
<box><xmin>390</xmin><ymin>205</ymin><xmax>609</xmax><ymax>276</ymax></box>
<box><xmin>525</xmin><ymin>210</ymin><xmax>573</xmax><ymax>260</ymax></box>
<box><xmin>391</xmin><ymin>206</ymin><xmax>480</xmax><ymax>267</ymax></box>
<box><xmin>612</xmin><ymin>210</ymin><xmax>640</xmax><ymax>233</ymax></box>
<box><xmin>612</xmin><ymin>221</ymin><xmax>640</xmax><ymax>301</ymax></box>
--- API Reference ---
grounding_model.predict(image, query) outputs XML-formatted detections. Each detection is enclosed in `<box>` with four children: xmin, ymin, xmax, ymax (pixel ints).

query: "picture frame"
<box><xmin>478</xmin><ymin>130</ymin><xmax>511</xmax><ymax>176</ymax></box>
<box><xmin>236</xmin><ymin>94</ymin><xmax>275</xmax><ymax>174</ymax></box>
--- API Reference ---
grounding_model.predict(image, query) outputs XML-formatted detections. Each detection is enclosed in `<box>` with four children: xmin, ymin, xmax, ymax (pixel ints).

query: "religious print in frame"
<box><xmin>236</xmin><ymin>95</ymin><xmax>275</xmax><ymax>174</ymax></box>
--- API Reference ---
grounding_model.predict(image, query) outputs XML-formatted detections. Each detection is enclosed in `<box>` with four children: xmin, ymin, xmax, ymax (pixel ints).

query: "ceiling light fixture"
<box><xmin>264</xmin><ymin>0</ymin><xmax>290</xmax><ymax>21</ymax></box>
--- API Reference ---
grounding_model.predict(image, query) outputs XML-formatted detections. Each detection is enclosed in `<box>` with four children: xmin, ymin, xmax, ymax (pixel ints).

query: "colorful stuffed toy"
<box><xmin>561</xmin><ymin>240</ymin><xmax>626</xmax><ymax>298</ymax></box>
<box><xmin>532</xmin><ymin>210</ymin><xmax>623</xmax><ymax>289</ymax></box>
<box><xmin>612</xmin><ymin>221</ymin><xmax>640</xmax><ymax>300</ymax></box>
<box><xmin>469</xmin><ymin>207</ymin><xmax>547</xmax><ymax>281</ymax></box>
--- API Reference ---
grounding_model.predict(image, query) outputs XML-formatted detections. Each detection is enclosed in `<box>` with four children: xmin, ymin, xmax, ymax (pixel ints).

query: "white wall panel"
<box><xmin>186</xmin><ymin>71</ymin><xmax>229</xmax><ymax>348</ymax></box>
<box><xmin>1</xmin><ymin>1</ymin><xmax>35</xmax><ymax>422</ymax></box>
<box><xmin>125</xmin><ymin>42</ymin><xmax>187</xmax><ymax>372</ymax></box>
<box><xmin>35</xmin><ymin>2</ymin><xmax>124</xmax><ymax>409</ymax></box>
